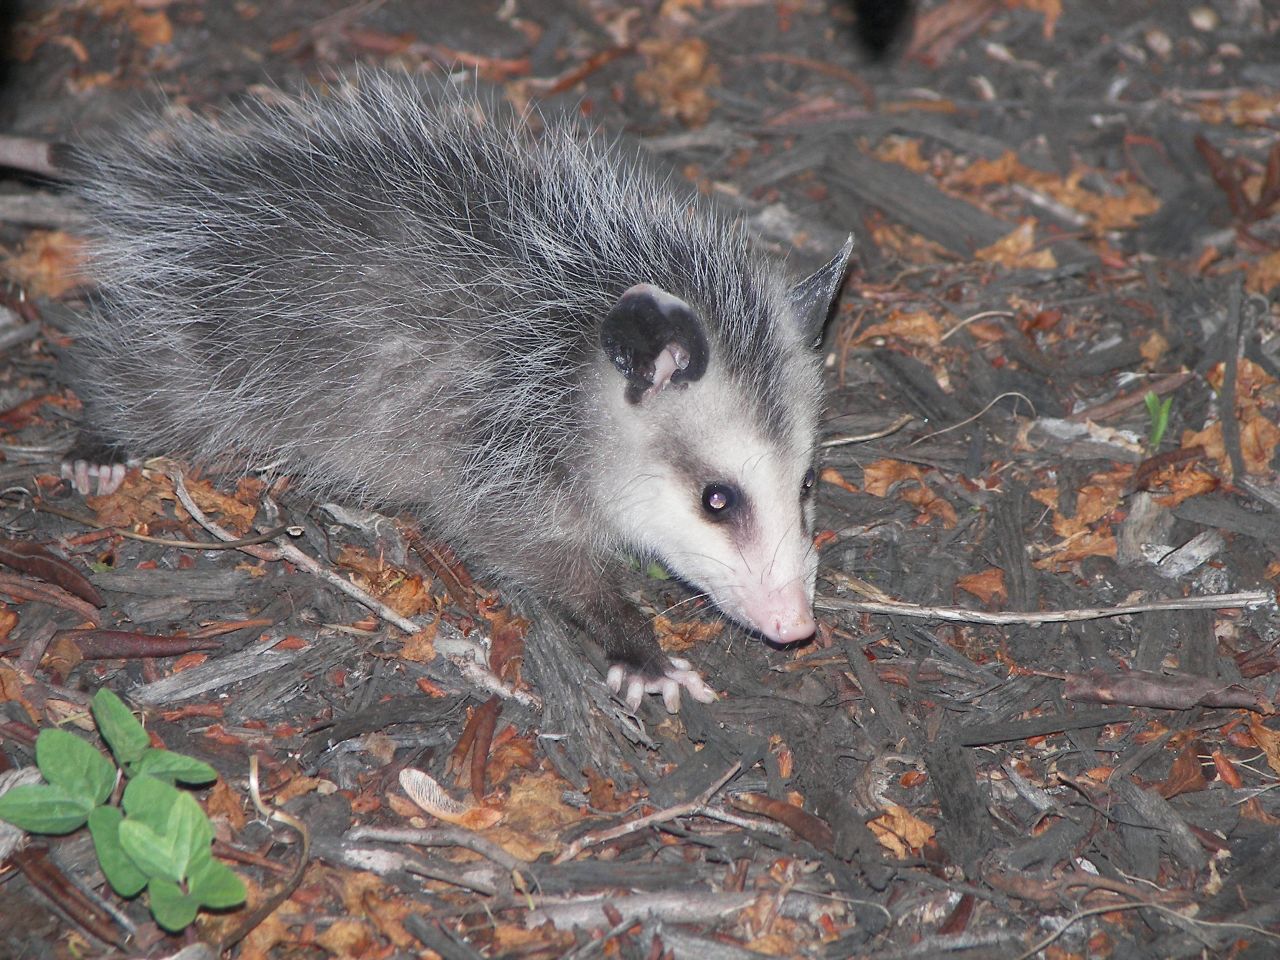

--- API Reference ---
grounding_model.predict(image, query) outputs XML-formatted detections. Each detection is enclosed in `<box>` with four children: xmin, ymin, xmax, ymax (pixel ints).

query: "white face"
<box><xmin>600</xmin><ymin>362</ymin><xmax>820</xmax><ymax>645</ymax></box>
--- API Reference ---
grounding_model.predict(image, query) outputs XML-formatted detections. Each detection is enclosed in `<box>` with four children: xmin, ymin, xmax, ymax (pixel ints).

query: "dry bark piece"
<box><xmin>0</xmin><ymin>538</ymin><xmax>103</xmax><ymax>608</ymax></box>
<box><xmin>1063</xmin><ymin>667</ymin><xmax>1274</xmax><ymax>713</ymax></box>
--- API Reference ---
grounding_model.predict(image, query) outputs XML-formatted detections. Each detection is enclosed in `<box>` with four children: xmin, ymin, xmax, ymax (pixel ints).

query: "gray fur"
<box><xmin>67</xmin><ymin>70</ymin><xmax>846</xmax><ymax>695</ymax></box>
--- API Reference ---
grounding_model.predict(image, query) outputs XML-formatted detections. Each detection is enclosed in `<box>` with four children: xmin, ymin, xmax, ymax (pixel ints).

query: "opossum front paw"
<box><xmin>60</xmin><ymin>459</ymin><xmax>129</xmax><ymax>497</ymax></box>
<box><xmin>606</xmin><ymin>657</ymin><xmax>718</xmax><ymax>714</ymax></box>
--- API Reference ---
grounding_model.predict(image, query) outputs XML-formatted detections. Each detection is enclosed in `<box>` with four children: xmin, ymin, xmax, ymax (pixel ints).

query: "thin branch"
<box><xmin>815</xmin><ymin>590</ymin><xmax>1272</xmax><ymax>624</ymax></box>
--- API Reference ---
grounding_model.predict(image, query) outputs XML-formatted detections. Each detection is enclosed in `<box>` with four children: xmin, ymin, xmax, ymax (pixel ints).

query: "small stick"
<box><xmin>169</xmin><ymin>471</ymin><xmax>540</xmax><ymax>709</ymax></box>
<box><xmin>815</xmin><ymin>589</ymin><xmax>1272</xmax><ymax>625</ymax></box>
<box><xmin>553</xmin><ymin>762</ymin><xmax>741</xmax><ymax>864</ymax></box>
<box><xmin>170</xmin><ymin>470</ymin><xmax>421</xmax><ymax>633</ymax></box>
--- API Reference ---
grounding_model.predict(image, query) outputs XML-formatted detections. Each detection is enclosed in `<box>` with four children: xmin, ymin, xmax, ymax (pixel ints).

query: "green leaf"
<box><xmin>0</xmin><ymin>783</ymin><xmax>93</xmax><ymax>834</ymax></box>
<box><xmin>132</xmin><ymin>749</ymin><xmax>217</xmax><ymax>786</ymax></box>
<box><xmin>121</xmin><ymin>774</ymin><xmax>180</xmax><ymax>832</ymax></box>
<box><xmin>35</xmin><ymin>728</ymin><xmax>116</xmax><ymax>807</ymax></box>
<box><xmin>119</xmin><ymin>777</ymin><xmax>214</xmax><ymax>884</ymax></box>
<box><xmin>167</xmin><ymin>790</ymin><xmax>214</xmax><ymax>871</ymax></box>
<box><xmin>92</xmin><ymin>689</ymin><xmax>151</xmax><ymax>768</ymax></box>
<box><xmin>187</xmin><ymin>850</ymin><xmax>247</xmax><ymax>910</ymax></box>
<box><xmin>88</xmin><ymin>806</ymin><xmax>148</xmax><ymax>897</ymax></box>
<box><xmin>119</xmin><ymin>819</ymin><xmax>184</xmax><ymax>884</ymax></box>
<box><xmin>147</xmin><ymin>878</ymin><xmax>200</xmax><ymax>933</ymax></box>
<box><xmin>1144</xmin><ymin>390</ymin><xmax>1174</xmax><ymax>451</ymax></box>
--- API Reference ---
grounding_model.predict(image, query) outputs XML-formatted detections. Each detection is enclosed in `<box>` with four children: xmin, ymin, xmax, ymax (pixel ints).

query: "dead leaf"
<box><xmin>1033</xmin><ymin>526</ymin><xmax>1117</xmax><ymax>569</ymax></box>
<box><xmin>1183</xmin><ymin>416</ymin><xmax>1280</xmax><ymax>479</ymax></box>
<box><xmin>336</xmin><ymin>545</ymin><xmax>434</xmax><ymax>618</ymax></box>
<box><xmin>853</xmin><ymin>310</ymin><xmax>945</xmax><ymax>347</ymax></box>
<box><xmin>206</xmin><ymin>779</ymin><xmax>247</xmax><ymax>832</ymax></box>
<box><xmin>634</xmin><ymin>38</ymin><xmax>719</xmax><ymax>126</ymax></box>
<box><xmin>483</xmin><ymin>769</ymin><xmax>584</xmax><ymax>861</ymax></box>
<box><xmin>956</xmin><ymin>568</ymin><xmax>1007</xmax><ymax>605</ymax></box>
<box><xmin>0</xmin><ymin>670</ymin><xmax>40</xmax><ymax>721</ymax></box>
<box><xmin>0</xmin><ymin>539</ymin><xmax>104</xmax><ymax>608</ymax></box>
<box><xmin>1205</xmin><ymin>357</ymin><xmax>1280</xmax><ymax>398</ymax></box>
<box><xmin>862</xmin><ymin>459</ymin><xmax>926</xmax><ymax>497</ymax></box>
<box><xmin>863</xmin><ymin>459</ymin><xmax>957</xmax><ymax>527</ymax></box>
<box><xmin>272</xmin><ymin>775</ymin><xmax>331</xmax><ymax>805</ymax></box>
<box><xmin>486</xmin><ymin>731</ymin><xmax>538</xmax><ymax>787</ymax></box>
<box><xmin>583</xmin><ymin>769</ymin><xmax>631</xmax><ymax>813</ymax></box>
<box><xmin>976</xmin><ymin>220</ymin><xmax>1057</xmax><ymax>270</ymax></box>
<box><xmin>481</xmin><ymin>604</ymin><xmax>527</xmax><ymax>682</ymax></box>
<box><xmin>329</xmin><ymin>871</ymin><xmax>415</xmax><ymax>949</ymax></box>
<box><xmin>899</xmin><ymin>482</ymin><xmax>958</xmax><ymax>528</ymax></box>
<box><xmin>731</xmin><ymin>794</ymin><xmax>833</xmax><ymax>850</ymax></box>
<box><xmin>1140</xmin><ymin>331</ymin><xmax>1170</xmax><ymax>365</ymax></box>
<box><xmin>1247</xmin><ymin>715</ymin><xmax>1280</xmax><ymax>777</ymax></box>
<box><xmin>1240</xmin><ymin>415</ymin><xmax>1280</xmax><ymax>476</ymax></box>
<box><xmin>819</xmin><ymin>467</ymin><xmax>858</xmax><ymax>493</ymax></box>
<box><xmin>0</xmin><ymin>606</ymin><xmax>17</xmax><ymax>644</ymax></box>
<box><xmin>653</xmin><ymin>612</ymin><xmax>723</xmax><ymax>652</ymax></box>
<box><xmin>0</xmin><ymin>231</ymin><xmax>85</xmax><ymax>298</ymax></box>
<box><xmin>874</xmin><ymin>136</ymin><xmax>929</xmax><ymax>173</ymax></box>
<box><xmin>1195</xmin><ymin>90</ymin><xmax>1280</xmax><ymax>128</ymax></box>
<box><xmin>1159</xmin><ymin>740</ymin><xmax>1209</xmax><ymax>799</ymax></box>
<box><xmin>954</xmin><ymin>153</ymin><xmax>1157</xmax><ymax>233</ymax></box>
<box><xmin>1150</xmin><ymin>464</ymin><xmax>1219</xmax><ymax>508</ymax></box>
<box><xmin>398</xmin><ymin>620</ymin><xmax>437</xmax><ymax>664</ymax></box>
<box><xmin>1010</xmin><ymin>0</ymin><xmax>1062</xmax><ymax>38</ymax></box>
<box><xmin>1245</xmin><ymin>249</ymin><xmax>1280</xmax><ymax>294</ymax></box>
<box><xmin>868</xmin><ymin>804</ymin><xmax>935</xmax><ymax>858</ymax></box>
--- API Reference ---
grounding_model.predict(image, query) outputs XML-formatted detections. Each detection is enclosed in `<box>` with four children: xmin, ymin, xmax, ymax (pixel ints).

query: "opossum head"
<box><xmin>599</xmin><ymin>237</ymin><xmax>853</xmax><ymax>646</ymax></box>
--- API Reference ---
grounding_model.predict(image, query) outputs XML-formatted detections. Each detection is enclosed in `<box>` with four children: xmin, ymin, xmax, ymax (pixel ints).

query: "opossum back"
<box><xmin>68</xmin><ymin>72</ymin><xmax>807</xmax><ymax>532</ymax></box>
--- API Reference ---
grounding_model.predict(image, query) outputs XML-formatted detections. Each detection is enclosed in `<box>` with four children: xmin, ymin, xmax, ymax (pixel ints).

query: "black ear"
<box><xmin>790</xmin><ymin>234</ymin><xmax>854</xmax><ymax>347</ymax></box>
<box><xmin>600</xmin><ymin>284</ymin><xmax>710</xmax><ymax>404</ymax></box>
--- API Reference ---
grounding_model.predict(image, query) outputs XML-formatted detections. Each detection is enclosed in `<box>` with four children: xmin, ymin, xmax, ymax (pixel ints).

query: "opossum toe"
<box><xmin>606</xmin><ymin>664</ymin><xmax>626</xmax><ymax>693</ymax></box>
<box><xmin>666</xmin><ymin>660</ymin><xmax>718</xmax><ymax>706</ymax></box>
<box><xmin>61</xmin><ymin>459</ymin><xmax>128</xmax><ymax>497</ymax></box>
<box><xmin>610</xmin><ymin>658</ymin><xmax>718</xmax><ymax>713</ymax></box>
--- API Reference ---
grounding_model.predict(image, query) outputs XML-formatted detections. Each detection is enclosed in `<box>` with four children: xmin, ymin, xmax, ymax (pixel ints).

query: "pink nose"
<box><xmin>769</xmin><ymin>608</ymin><xmax>816</xmax><ymax>644</ymax></box>
<box><xmin>741</xmin><ymin>583</ymin><xmax>816</xmax><ymax>644</ymax></box>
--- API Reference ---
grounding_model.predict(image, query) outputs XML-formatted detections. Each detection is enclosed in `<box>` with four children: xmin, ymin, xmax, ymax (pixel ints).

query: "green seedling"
<box><xmin>0</xmin><ymin>688</ymin><xmax>245</xmax><ymax>933</ymax></box>
<box><xmin>1144</xmin><ymin>390</ymin><xmax>1173</xmax><ymax>452</ymax></box>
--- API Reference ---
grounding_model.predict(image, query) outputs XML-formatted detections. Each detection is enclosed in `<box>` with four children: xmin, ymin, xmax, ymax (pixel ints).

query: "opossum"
<box><xmin>56</xmin><ymin>71</ymin><xmax>852</xmax><ymax>712</ymax></box>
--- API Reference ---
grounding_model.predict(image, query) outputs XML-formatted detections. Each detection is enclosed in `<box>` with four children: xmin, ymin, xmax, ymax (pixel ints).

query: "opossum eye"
<box><xmin>701</xmin><ymin>483</ymin><xmax>738</xmax><ymax>517</ymax></box>
<box><xmin>801</xmin><ymin>468</ymin><xmax>817</xmax><ymax>495</ymax></box>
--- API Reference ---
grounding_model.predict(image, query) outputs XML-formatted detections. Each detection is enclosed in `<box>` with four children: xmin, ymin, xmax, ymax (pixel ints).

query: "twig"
<box><xmin>213</xmin><ymin>755</ymin><xmax>311</xmax><ymax>954</ymax></box>
<box><xmin>1220</xmin><ymin>277</ymin><xmax>1246</xmax><ymax>481</ymax></box>
<box><xmin>1067</xmin><ymin>370</ymin><xmax>1195</xmax><ymax>424</ymax></box>
<box><xmin>908</xmin><ymin>392</ymin><xmax>1036</xmax><ymax>444</ymax></box>
<box><xmin>1013</xmin><ymin>899</ymin><xmax>1280</xmax><ymax>960</ymax></box>
<box><xmin>553</xmin><ymin>763</ymin><xmax>741</xmax><ymax>864</ymax></box>
<box><xmin>815</xmin><ymin>590</ymin><xmax>1271</xmax><ymax>624</ymax></box>
<box><xmin>170</xmin><ymin>471</ymin><xmax>539</xmax><ymax>708</ymax></box>
<box><xmin>940</xmin><ymin>309</ymin><xmax>1016</xmax><ymax>341</ymax></box>
<box><xmin>345</xmin><ymin>825</ymin><xmax>527</xmax><ymax>872</ymax></box>
<box><xmin>37</xmin><ymin>501</ymin><xmax>297</xmax><ymax>549</ymax></box>
<box><xmin>821</xmin><ymin>413</ymin><xmax>918</xmax><ymax>448</ymax></box>
<box><xmin>170</xmin><ymin>471</ymin><xmax>422</xmax><ymax>633</ymax></box>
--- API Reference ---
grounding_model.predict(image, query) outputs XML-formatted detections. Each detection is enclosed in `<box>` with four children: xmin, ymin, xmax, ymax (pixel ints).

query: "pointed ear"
<box><xmin>600</xmin><ymin>284</ymin><xmax>710</xmax><ymax>404</ymax></box>
<box><xmin>790</xmin><ymin>234</ymin><xmax>854</xmax><ymax>347</ymax></box>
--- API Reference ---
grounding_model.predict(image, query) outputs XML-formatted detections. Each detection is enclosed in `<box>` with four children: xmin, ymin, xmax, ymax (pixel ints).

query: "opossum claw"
<box><xmin>606</xmin><ymin>658</ymin><xmax>718</xmax><ymax>714</ymax></box>
<box><xmin>61</xmin><ymin>459</ymin><xmax>127</xmax><ymax>497</ymax></box>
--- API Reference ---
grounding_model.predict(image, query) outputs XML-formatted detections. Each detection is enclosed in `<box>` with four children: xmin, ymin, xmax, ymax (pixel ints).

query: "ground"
<box><xmin>0</xmin><ymin>0</ymin><xmax>1279</xmax><ymax>958</ymax></box>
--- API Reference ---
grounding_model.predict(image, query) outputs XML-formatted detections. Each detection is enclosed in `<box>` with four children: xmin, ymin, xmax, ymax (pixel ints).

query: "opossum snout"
<box><xmin>739</xmin><ymin>582</ymin><xmax>816</xmax><ymax>645</ymax></box>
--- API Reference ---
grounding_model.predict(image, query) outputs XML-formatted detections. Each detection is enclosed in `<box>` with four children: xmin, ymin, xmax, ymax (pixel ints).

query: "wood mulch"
<box><xmin>1</xmin><ymin>1</ymin><xmax>1279</xmax><ymax>957</ymax></box>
